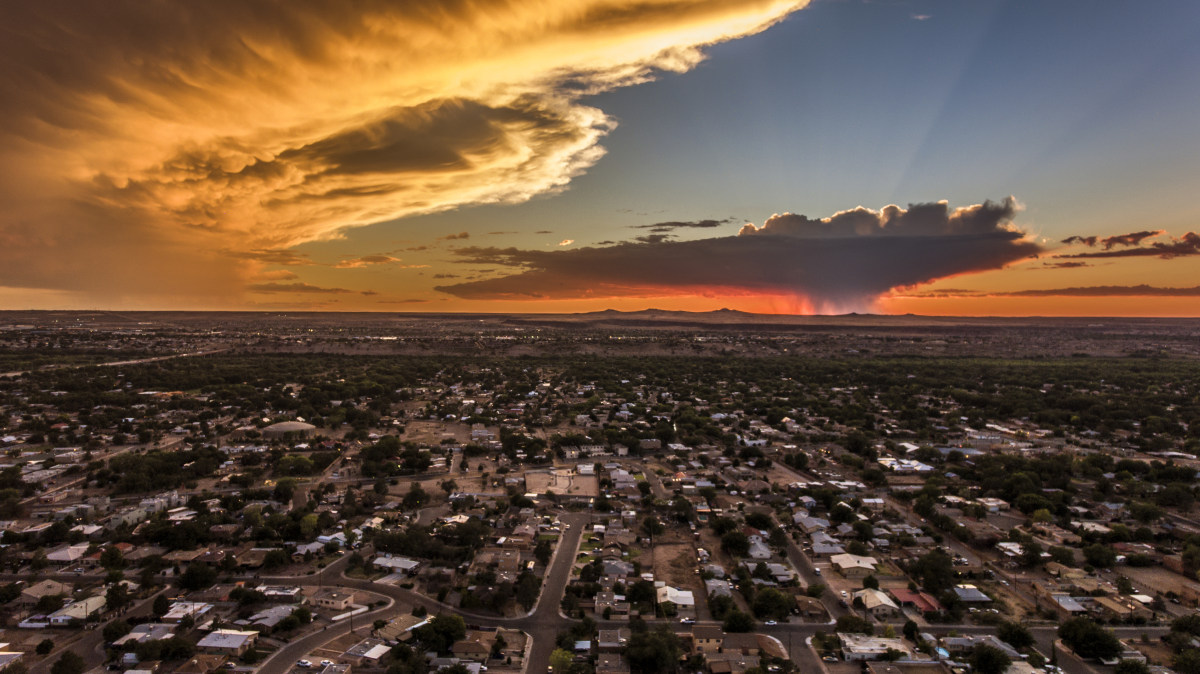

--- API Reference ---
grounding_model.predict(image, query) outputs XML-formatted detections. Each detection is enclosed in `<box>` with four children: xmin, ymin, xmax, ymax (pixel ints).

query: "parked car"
<box><xmin>297</xmin><ymin>661</ymin><xmax>313</xmax><ymax>669</ymax></box>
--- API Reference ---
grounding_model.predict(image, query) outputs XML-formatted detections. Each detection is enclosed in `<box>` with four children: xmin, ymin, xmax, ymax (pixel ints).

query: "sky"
<box><xmin>2</xmin><ymin>0</ymin><xmax>1199</xmax><ymax>315</ymax></box>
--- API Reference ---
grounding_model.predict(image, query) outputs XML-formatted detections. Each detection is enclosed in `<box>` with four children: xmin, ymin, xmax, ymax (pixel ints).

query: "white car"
<box><xmin>297</xmin><ymin>661</ymin><xmax>313</xmax><ymax>669</ymax></box>
<box><xmin>320</xmin><ymin>661</ymin><xmax>334</xmax><ymax>667</ymax></box>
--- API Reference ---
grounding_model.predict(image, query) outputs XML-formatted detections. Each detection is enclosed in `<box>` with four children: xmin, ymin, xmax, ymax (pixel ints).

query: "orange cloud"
<box><xmin>0</xmin><ymin>1</ymin><xmax>808</xmax><ymax>305</ymax></box>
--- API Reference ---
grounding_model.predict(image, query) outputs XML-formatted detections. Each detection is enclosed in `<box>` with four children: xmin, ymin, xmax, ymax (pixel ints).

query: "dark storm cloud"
<box><xmin>1060</xmin><ymin>232</ymin><xmax>1200</xmax><ymax>259</ymax></box>
<box><xmin>633</xmin><ymin>218</ymin><xmax>733</xmax><ymax>233</ymax></box>
<box><xmin>434</xmin><ymin>199</ymin><xmax>1040</xmax><ymax>310</ymax></box>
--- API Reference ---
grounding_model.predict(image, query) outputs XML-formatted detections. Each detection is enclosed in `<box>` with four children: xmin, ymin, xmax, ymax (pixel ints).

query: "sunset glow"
<box><xmin>2</xmin><ymin>1</ymin><xmax>1198</xmax><ymax>315</ymax></box>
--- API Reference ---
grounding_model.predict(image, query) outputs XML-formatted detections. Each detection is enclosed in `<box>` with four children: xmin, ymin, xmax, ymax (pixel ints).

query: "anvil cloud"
<box><xmin>0</xmin><ymin>0</ymin><xmax>806</xmax><ymax>302</ymax></box>
<box><xmin>435</xmin><ymin>199</ymin><xmax>1041</xmax><ymax>311</ymax></box>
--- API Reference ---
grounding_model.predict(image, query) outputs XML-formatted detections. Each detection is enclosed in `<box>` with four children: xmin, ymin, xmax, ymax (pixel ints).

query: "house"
<box><xmin>953</xmin><ymin>585</ymin><xmax>992</xmax><ymax>604</ymax></box>
<box><xmin>451</xmin><ymin>637</ymin><xmax>490</xmax><ymax>660</ymax></box>
<box><xmin>19</xmin><ymin>579</ymin><xmax>72</xmax><ymax>607</ymax></box>
<box><xmin>310</xmin><ymin>589</ymin><xmax>355</xmax><ymax>611</ymax></box>
<box><xmin>343</xmin><ymin>639</ymin><xmax>391</xmax><ymax>665</ymax></box>
<box><xmin>943</xmin><ymin>635</ymin><xmax>1021</xmax><ymax>661</ymax></box>
<box><xmin>163</xmin><ymin>601</ymin><xmax>214</xmax><ymax>623</ymax></box>
<box><xmin>855</xmin><ymin>589</ymin><xmax>901</xmax><ymax>619</ymax></box>
<box><xmin>596</xmin><ymin>653</ymin><xmax>631</xmax><ymax>674</ymax></box>
<box><xmin>830</xmin><ymin>553</ymin><xmax>877</xmax><ymax>579</ymax></box>
<box><xmin>196</xmin><ymin>630</ymin><xmax>259</xmax><ymax>656</ymax></box>
<box><xmin>1092</xmin><ymin>596</ymin><xmax>1153</xmax><ymax>622</ymax></box>
<box><xmin>597</xmin><ymin>629</ymin><xmax>630</xmax><ymax>653</ymax></box>
<box><xmin>655</xmin><ymin>585</ymin><xmax>696</xmax><ymax>617</ymax></box>
<box><xmin>693</xmin><ymin>625</ymin><xmax>725</xmax><ymax>654</ymax></box>
<box><xmin>373</xmin><ymin>555</ymin><xmax>421</xmax><ymax>575</ymax></box>
<box><xmin>49</xmin><ymin>596</ymin><xmax>106</xmax><ymax>625</ymax></box>
<box><xmin>45</xmin><ymin>543</ymin><xmax>90</xmax><ymax>565</ymax></box>
<box><xmin>890</xmin><ymin>588</ymin><xmax>943</xmax><ymax>614</ymax></box>
<box><xmin>112</xmin><ymin>623</ymin><xmax>177</xmax><ymax>647</ymax></box>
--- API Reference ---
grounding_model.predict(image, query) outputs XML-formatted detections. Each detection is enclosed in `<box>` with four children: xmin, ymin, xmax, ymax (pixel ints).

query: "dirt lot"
<box><xmin>524</xmin><ymin>469</ymin><xmax>598</xmax><ymax>497</ymax></box>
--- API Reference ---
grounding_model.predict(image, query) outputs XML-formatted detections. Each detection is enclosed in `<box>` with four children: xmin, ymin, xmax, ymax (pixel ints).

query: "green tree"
<box><xmin>100</xmin><ymin>546</ymin><xmax>126</xmax><ymax>570</ymax></box>
<box><xmin>549</xmin><ymin>648</ymin><xmax>573</xmax><ymax>672</ymax></box>
<box><xmin>153</xmin><ymin>593</ymin><xmax>170</xmax><ymax>617</ymax></box>
<box><xmin>625</xmin><ymin>625</ymin><xmax>681</xmax><ymax>674</ymax></box>
<box><xmin>1175</xmin><ymin>651</ymin><xmax>1200</xmax><ymax>674</ymax></box>
<box><xmin>36</xmin><ymin>640</ymin><xmax>54</xmax><ymax>656</ymax></box>
<box><xmin>106</xmin><ymin>583</ymin><xmax>130</xmax><ymax>612</ymax></box>
<box><xmin>1059</xmin><ymin>618</ymin><xmax>1122</xmax><ymax>660</ymax></box>
<box><xmin>720</xmin><ymin>531</ymin><xmax>750</xmax><ymax>557</ymax></box>
<box><xmin>1116</xmin><ymin>661</ymin><xmax>1151</xmax><ymax>674</ymax></box>
<box><xmin>50</xmin><ymin>651</ymin><xmax>85</xmax><ymax>674</ymax></box>
<box><xmin>179</xmin><ymin>562</ymin><xmax>217</xmax><ymax>590</ymax></box>
<box><xmin>752</xmin><ymin>588</ymin><xmax>795</xmax><ymax>620</ymax></box>
<box><xmin>997</xmin><ymin>621</ymin><xmax>1034</xmax><ymax>650</ymax></box>
<box><xmin>1083</xmin><ymin>543</ymin><xmax>1117</xmax><ymax>568</ymax></box>
<box><xmin>103</xmin><ymin>620</ymin><xmax>132</xmax><ymax>643</ymax></box>
<box><xmin>969</xmin><ymin>644</ymin><xmax>1012</xmax><ymax>674</ymax></box>
<box><xmin>911</xmin><ymin>549</ymin><xmax>955</xmax><ymax>594</ymax></box>
<box><xmin>723</xmin><ymin>609</ymin><xmax>755</xmax><ymax>633</ymax></box>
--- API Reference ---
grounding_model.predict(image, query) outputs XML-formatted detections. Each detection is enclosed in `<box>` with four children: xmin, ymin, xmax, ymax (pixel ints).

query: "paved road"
<box><xmin>253</xmin><ymin>511</ymin><xmax>589</xmax><ymax>674</ymax></box>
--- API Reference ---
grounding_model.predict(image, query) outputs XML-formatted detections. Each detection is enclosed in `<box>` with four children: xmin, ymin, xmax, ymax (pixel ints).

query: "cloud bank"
<box><xmin>435</xmin><ymin>198</ymin><xmax>1040</xmax><ymax>311</ymax></box>
<box><xmin>0</xmin><ymin>0</ymin><xmax>807</xmax><ymax>303</ymax></box>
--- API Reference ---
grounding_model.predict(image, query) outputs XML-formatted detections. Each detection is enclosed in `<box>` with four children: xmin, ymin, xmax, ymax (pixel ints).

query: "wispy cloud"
<box><xmin>333</xmin><ymin>254</ymin><xmax>403</xmax><ymax>269</ymax></box>
<box><xmin>247</xmin><ymin>282</ymin><xmax>354</xmax><ymax>294</ymax></box>
<box><xmin>1059</xmin><ymin>232</ymin><xmax>1200</xmax><ymax>259</ymax></box>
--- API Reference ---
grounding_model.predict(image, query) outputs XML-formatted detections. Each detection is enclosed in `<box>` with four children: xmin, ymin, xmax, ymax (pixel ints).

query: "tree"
<box><xmin>720</xmin><ymin>531</ymin><xmax>750</xmax><ymax>557</ymax></box>
<box><xmin>413</xmin><ymin>614</ymin><xmax>466</xmax><ymax>654</ymax></box>
<box><xmin>36</xmin><ymin>640</ymin><xmax>54</xmax><ymax>656</ymax></box>
<box><xmin>997</xmin><ymin>621</ymin><xmax>1034</xmax><ymax>650</ymax></box>
<box><xmin>1175</xmin><ymin>650</ymin><xmax>1200</xmax><ymax>674</ymax></box>
<box><xmin>402</xmin><ymin>483</ymin><xmax>428</xmax><ymax>510</ymax></box>
<box><xmin>106</xmin><ymin>583</ymin><xmax>130</xmax><ymax>612</ymax></box>
<box><xmin>103</xmin><ymin>620</ymin><xmax>132</xmax><ymax>643</ymax></box>
<box><xmin>969</xmin><ymin>644</ymin><xmax>1012</xmax><ymax>674</ymax></box>
<box><xmin>153</xmin><ymin>593</ymin><xmax>170</xmax><ymax>617</ymax></box>
<box><xmin>534</xmin><ymin>538</ymin><xmax>553</xmax><ymax>567</ymax></box>
<box><xmin>179</xmin><ymin>562</ymin><xmax>217</xmax><ymax>590</ymax></box>
<box><xmin>835</xmin><ymin>615</ymin><xmax>873</xmax><ymax>635</ymax></box>
<box><xmin>1020</xmin><ymin>540</ymin><xmax>1044</xmax><ymax>568</ymax></box>
<box><xmin>1083</xmin><ymin>543</ymin><xmax>1117</xmax><ymax>568</ymax></box>
<box><xmin>1116</xmin><ymin>661</ymin><xmax>1151</xmax><ymax>674</ymax></box>
<box><xmin>903</xmin><ymin>620</ymin><xmax>919</xmax><ymax>642</ymax></box>
<box><xmin>51</xmin><ymin>652</ymin><xmax>85</xmax><ymax>674</ymax></box>
<box><xmin>549</xmin><ymin>649</ymin><xmax>573</xmax><ymax>672</ymax></box>
<box><xmin>1059</xmin><ymin>617</ymin><xmax>1122</xmax><ymax>660</ymax></box>
<box><xmin>911</xmin><ymin>549</ymin><xmax>955</xmax><ymax>594</ymax></box>
<box><xmin>1048</xmin><ymin>546</ymin><xmax>1076</xmax><ymax>566</ymax></box>
<box><xmin>642</xmin><ymin>516</ymin><xmax>664</xmax><ymax>538</ymax></box>
<box><xmin>723</xmin><ymin>609</ymin><xmax>755</xmax><ymax>633</ymax></box>
<box><xmin>100</xmin><ymin>546</ymin><xmax>126</xmax><ymax>570</ymax></box>
<box><xmin>862</xmin><ymin>574</ymin><xmax>879</xmax><ymax>590</ymax></box>
<box><xmin>752</xmin><ymin>588</ymin><xmax>795</xmax><ymax>620</ymax></box>
<box><xmin>625</xmin><ymin>626</ymin><xmax>681</xmax><ymax>674</ymax></box>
